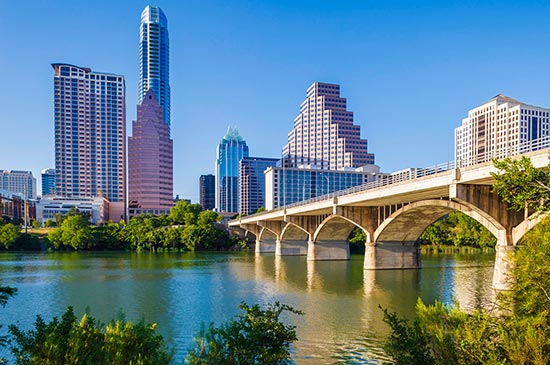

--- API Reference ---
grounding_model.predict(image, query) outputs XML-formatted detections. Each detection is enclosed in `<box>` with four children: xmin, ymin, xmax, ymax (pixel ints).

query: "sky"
<box><xmin>2</xmin><ymin>0</ymin><xmax>550</xmax><ymax>202</ymax></box>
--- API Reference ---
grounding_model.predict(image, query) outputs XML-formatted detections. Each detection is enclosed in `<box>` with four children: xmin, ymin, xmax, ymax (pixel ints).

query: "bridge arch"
<box><xmin>314</xmin><ymin>214</ymin><xmax>371</xmax><ymax>243</ymax></box>
<box><xmin>258</xmin><ymin>227</ymin><xmax>278</xmax><ymax>242</ymax></box>
<box><xmin>281</xmin><ymin>222</ymin><xmax>310</xmax><ymax>241</ymax></box>
<box><xmin>512</xmin><ymin>212</ymin><xmax>549</xmax><ymax>245</ymax></box>
<box><xmin>374</xmin><ymin>199</ymin><xmax>506</xmax><ymax>244</ymax></box>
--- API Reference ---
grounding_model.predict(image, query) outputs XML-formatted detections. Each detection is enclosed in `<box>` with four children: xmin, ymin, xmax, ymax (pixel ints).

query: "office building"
<box><xmin>239</xmin><ymin>157</ymin><xmax>279</xmax><ymax>215</ymax></box>
<box><xmin>0</xmin><ymin>170</ymin><xmax>36</xmax><ymax>199</ymax></box>
<box><xmin>216</xmin><ymin>127</ymin><xmax>249</xmax><ymax>213</ymax></box>
<box><xmin>52</xmin><ymin>63</ymin><xmax>126</xmax><ymax>221</ymax></box>
<box><xmin>41</xmin><ymin>168</ymin><xmax>56</xmax><ymax>196</ymax></box>
<box><xmin>128</xmin><ymin>89</ymin><xmax>173</xmax><ymax>217</ymax></box>
<box><xmin>199</xmin><ymin>174</ymin><xmax>215</xmax><ymax>210</ymax></box>
<box><xmin>139</xmin><ymin>5</ymin><xmax>170</xmax><ymax>130</ymax></box>
<box><xmin>282</xmin><ymin>82</ymin><xmax>375</xmax><ymax>170</ymax></box>
<box><xmin>264</xmin><ymin>165</ymin><xmax>380</xmax><ymax>210</ymax></box>
<box><xmin>455</xmin><ymin>94</ymin><xmax>550</xmax><ymax>167</ymax></box>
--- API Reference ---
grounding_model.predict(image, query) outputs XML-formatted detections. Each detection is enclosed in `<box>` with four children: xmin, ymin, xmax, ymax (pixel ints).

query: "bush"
<box><xmin>186</xmin><ymin>302</ymin><xmax>302</xmax><ymax>364</ymax></box>
<box><xmin>9</xmin><ymin>307</ymin><xmax>173</xmax><ymax>365</ymax></box>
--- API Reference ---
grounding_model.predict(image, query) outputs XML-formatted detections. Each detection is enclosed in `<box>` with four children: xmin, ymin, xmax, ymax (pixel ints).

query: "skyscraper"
<box><xmin>216</xmin><ymin>127</ymin><xmax>249</xmax><ymax>213</ymax></box>
<box><xmin>199</xmin><ymin>174</ymin><xmax>215</xmax><ymax>210</ymax></box>
<box><xmin>52</xmin><ymin>63</ymin><xmax>126</xmax><ymax>206</ymax></box>
<box><xmin>455</xmin><ymin>94</ymin><xmax>550</xmax><ymax>167</ymax></box>
<box><xmin>128</xmin><ymin>90</ymin><xmax>173</xmax><ymax>217</ymax></box>
<box><xmin>139</xmin><ymin>5</ymin><xmax>170</xmax><ymax>130</ymax></box>
<box><xmin>238</xmin><ymin>157</ymin><xmax>279</xmax><ymax>215</ymax></box>
<box><xmin>283</xmin><ymin>82</ymin><xmax>375</xmax><ymax>170</ymax></box>
<box><xmin>41</xmin><ymin>168</ymin><xmax>56</xmax><ymax>196</ymax></box>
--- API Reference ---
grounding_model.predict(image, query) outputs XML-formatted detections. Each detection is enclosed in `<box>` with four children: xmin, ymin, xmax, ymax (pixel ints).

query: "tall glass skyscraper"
<box><xmin>139</xmin><ymin>5</ymin><xmax>170</xmax><ymax>130</ymax></box>
<box><xmin>216</xmin><ymin>127</ymin><xmax>249</xmax><ymax>213</ymax></box>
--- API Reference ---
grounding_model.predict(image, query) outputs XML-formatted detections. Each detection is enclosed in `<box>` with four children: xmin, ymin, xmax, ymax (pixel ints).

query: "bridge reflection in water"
<box><xmin>243</xmin><ymin>252</ymin><xmax>495</xmax><ymax>364</ymax></box>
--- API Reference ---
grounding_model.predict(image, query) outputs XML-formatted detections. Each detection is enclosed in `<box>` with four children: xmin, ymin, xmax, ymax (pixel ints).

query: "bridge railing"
<box><xmin>279</xmin><ymin>161</ymin><xmax>456</xmax><ymax>210</ymax></box>
<box><xmin>456</xmin><ymin>135</ymin><xmax>550</xmax><ymax>168</ymax></box>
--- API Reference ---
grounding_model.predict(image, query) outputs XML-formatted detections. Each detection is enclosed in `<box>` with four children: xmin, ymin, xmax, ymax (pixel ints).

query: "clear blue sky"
<box><xmin>2</xmin><ymin>0</ymin><xmax>550</xmax><ymax>202</ymax></box>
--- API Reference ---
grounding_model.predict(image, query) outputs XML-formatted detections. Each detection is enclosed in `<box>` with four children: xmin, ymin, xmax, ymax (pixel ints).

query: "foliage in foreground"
<box><xmin>8</xmin><ymin>307</ymin><xmax>173</xmax><ymax>365</ymax></box>
<box><xmin>1</xmin><ymin>285</ymin><xmax>17</xmax><ymax>364</ymax></box>
<box><xmin>186</xmin><ymin>302</ymin><xmax>303</xmax><ymax>365</ymax></box>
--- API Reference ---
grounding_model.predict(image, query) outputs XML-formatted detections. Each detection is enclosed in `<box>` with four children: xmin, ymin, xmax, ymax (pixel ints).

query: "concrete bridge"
<box><xmin>229</xmin><ymin>145</ymin><xmax>550</xmax><ymax>290</ymax></box>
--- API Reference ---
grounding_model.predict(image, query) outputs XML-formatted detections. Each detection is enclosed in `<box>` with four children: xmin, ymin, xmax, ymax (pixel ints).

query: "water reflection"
<box><xmin>0</xmin><ymin>251</ymin><xmax>496</xmax><ymax>364</ymax></box>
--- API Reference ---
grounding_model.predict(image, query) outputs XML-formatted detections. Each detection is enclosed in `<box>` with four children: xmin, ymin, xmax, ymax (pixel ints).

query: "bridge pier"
<box><xmin>307</xmin><ymin>240</ymin><xmax>350</xmax><ymax>260</ymax></box>
<box><xmin>255</xmin><ymin>239</ymin><xmax>277</xmax><ymax>254</ymax></box>
<box><xmin>277</xmin><ymin>240</ymin><xmax>308</xmax><ymax>256</ymax></box>
<box><xmin>492</xmin><ymin>244</ymin><xmax>516</xmax><ymax>291</ymax></box>
<box><xmin>363</xmin><ymin>241</ymin><xmax>421</xmax><ymax>270</ymax></box>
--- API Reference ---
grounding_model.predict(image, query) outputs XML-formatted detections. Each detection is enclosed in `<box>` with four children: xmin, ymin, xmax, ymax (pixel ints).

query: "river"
<box><xmin>0</xmin><ymin>251</ymin><xmax>496</xmax><ymax>364</ymax></box>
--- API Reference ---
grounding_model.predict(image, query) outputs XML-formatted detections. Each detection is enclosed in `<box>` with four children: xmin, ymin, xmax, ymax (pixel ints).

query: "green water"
<box><xmin>0</xmin><ymin>251</ymin><xmax>496</xmax><ymax>364</ymax></box>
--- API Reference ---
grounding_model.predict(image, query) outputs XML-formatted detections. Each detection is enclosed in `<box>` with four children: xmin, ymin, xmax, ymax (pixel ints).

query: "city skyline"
<box><xmin>2</xmin><ymin>1</ymin><xmax>550</xmax><ymax>201</ymax></box>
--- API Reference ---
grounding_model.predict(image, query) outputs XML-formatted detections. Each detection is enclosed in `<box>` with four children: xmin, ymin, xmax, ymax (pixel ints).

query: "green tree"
<box><xmin>1</xmin><ymin>285</ymin><xmax>17</xmax><ymax>363</ymax></box>
<box><xmin>44</xmin><ymin>219</ymin><xmax>55</xmax><ymax>228</ymax></box>
<box><xmin>47</xmin><ymin>215</ymin><xmax>92</xmax><ymax>250</ymax></box>
<box><xmin>186</xmin><ymin>302</ymin><xmax>302</xmax><ymax>365</ymax></box>
<box><xmin>0</xmin><ymin>223</ymin><xmax>22</xmax><ymax>249</ymax></box>
<box><xmin>169</xmin><ymin>201</ymin><xmax>202</xmax><ymax>225</ymax></box>
<box><xmin>492</xmin><ymin>155</ymin><xmax>550</xmax><ymax>212</ymax></box>
<box><xmin>9</xmin><ymin>307</ymin><xmax>173</xmax><ymax>365</ymax></box>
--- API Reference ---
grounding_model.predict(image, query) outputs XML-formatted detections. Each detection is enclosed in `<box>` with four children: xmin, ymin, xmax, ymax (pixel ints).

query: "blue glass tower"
<box><xmin>139</xmin><ymin>6</ymin><xmax>170</xmax><ymax>131</ymax></box>
<box><xmin>216</xmin><ymin>127</ymin><xmax>249</xmax><ymax>213</ymax></box>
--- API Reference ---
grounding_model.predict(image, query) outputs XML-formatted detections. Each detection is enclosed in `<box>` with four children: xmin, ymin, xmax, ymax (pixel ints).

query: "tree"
<box><xmin>0</xmin><ymin>223</ymin><xmax>21</xmax><ymax>249</ymax></box>
<box><xmin>47</xmin><ymin>215</ymin><xmax>92</xmax><ymax>250</ymax></box>
<box><xmin>491</xmin><ymin>155</ymin><xmax>550</xmax><ymax>212</ymax></box>
<box><xmin>44</xmin><ymin>219</ymin><xmax>55</xmax><ymax>228</ymax></box>
<box><xmin>186</xmin><ymin>302</ymin><xmax>302</xmax><ymax>365</ymax></box>
<box><xmin>169</xmin><ymin>201</ymin><xmax>202</xmax><ymax>225</ymax></box>
<box><xmin>9</xmin><ymin>307</ymin><xmax>173</xmax><ymax>365</ymax></box>
<box><xmin>0</xmin><ymin>286</ymin><xmax>17</xmax><ymax>363</ymax></box>
<box><xmin>418</xmin><ymin>211</ymin><xmax>496</xmax><ymax>248</ymax></box>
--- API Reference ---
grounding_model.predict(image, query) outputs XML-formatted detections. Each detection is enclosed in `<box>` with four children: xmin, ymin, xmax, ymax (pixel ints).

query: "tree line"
<box><xmin>0</xmin><ymin>201</ymin><xmax>246</xmax><ymax>252</ymax></box>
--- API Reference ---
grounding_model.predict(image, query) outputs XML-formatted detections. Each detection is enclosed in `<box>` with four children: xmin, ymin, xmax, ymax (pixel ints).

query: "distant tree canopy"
<box><xmin>418</xmin><ymin>211</ymin><xmax>496</xmax><ymax>248</ymax></box>
<box><xmin>40</xmin><ymin>202</ymin><xmax>231</xmax><ymax>252</ymax></box>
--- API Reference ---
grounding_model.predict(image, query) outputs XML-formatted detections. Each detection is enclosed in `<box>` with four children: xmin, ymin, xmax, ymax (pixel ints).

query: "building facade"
<box><xmin>35</xmin><ymin>196</ymin><xmax>109</xmax><ymax>225</ymax></box>
<box><xmin>216</xmin><ymin>127</ymin><xmax>249</xmax><ymax>213</ymax></box>
<box><xmin>52</xmin><ymin>63</ymin><xmax>126</xmax><ymax>220</ymax></box>
<box><xmin>128</xmin><ymin>90</ymin><xmax>173</xmax><ymax>217</ymax></box>
<box><xmin>199</xmin><ymin>174</ymin><xmax>215</xmax><ymax>210</ymax></box>
<box><xmin>41</xmin><ymin>168</ymin><xmax>56</xmax><ymax>197</ymax></box>
<box><xmin>0</xmin><ymin>170</ymin><xmax>36</xmax><ymax>199</ymax></box>
<box><xmin>139</xmin><ymin>5</ymin><xmax>170</xmax><ymax>130</ymax></box>
<box><xmin>264</xmin><ymin>165</ymin><xmax>380</xmax><ymax>210</ymax></box>
<box><xmin>239</xmin><ymin>157</ymin><xmax>279</xmax><ymax>215</ymax></box>
<box><xmin>282</xmin><ymin>82</ymin><xmax>375</xmax><ymax>170</ymax></box>
<box><xmin>455</xmin><ymin>94</ymin><xmax>550</xmax><ymax>167</ymax></box>
<box><xmin>0</xmin><ymin>189</ymin><xmax>36</xmax><ymax>222</ymax></box>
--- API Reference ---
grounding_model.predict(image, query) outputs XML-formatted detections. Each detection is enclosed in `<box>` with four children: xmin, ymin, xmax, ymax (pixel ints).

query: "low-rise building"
<box><xmin>36</xmin><ymin>196</ymin><xmax>109</xmax><ymax>225</ymax></box>
<box><xmin>264</xmin><ymin>165</ymin><xmax>381</xmax><ymax>210</ymax></box>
